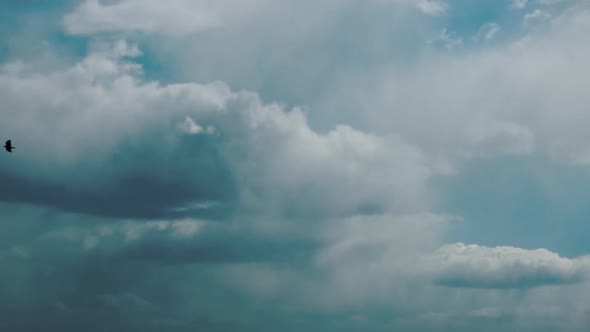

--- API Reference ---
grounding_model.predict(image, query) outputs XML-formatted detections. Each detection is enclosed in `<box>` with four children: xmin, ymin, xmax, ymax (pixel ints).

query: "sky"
<box><xmin>1</xmin><ymin>0</ymin><xmax>590</xmax><ymax>331</ymax></box>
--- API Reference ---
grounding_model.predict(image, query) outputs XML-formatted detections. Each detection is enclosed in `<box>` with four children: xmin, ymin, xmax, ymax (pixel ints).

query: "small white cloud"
<box><xmin>179</xmin><ymin>116</ymin><xmax>215</xmax><ymax>135</ymax></box>
<box><xmin>123</xmin><ymin>221</ymin><xmax>169</xmax><ymax>242</ymax></box>
<box><xmin>429</xmin><ymin>28</ymin><xmax>463</xmax><ymax>50</ymax></box>
<box><xmin>474</xmin><ymin>22</ymin><xmax>502</xmax><ymax>41</ymax></box>
<box><xmin>468</xmin><ymin>121</ymin><xmax>535</xmax><ymax>157</ymax></box>
<box><xmin>524</xmin><ymin>9</ymin><xmax>552</xmax><ymax>27</ymax></box>
<box><xmin>170</xmin><ymin>219</ymin><xmax>204</xmax><ymax>238</ymax></box>
<box><xmin>416</xmin><ymin>0</ymin><xmax>447</xmax><ymax>15</ymax></box>
<box><xmin>170</xmin><ymin>201</ymin><xmax>222</xmax><ymax>212</ymax></box>
<box><xmin>372</xmin><ymin>0</ymin><xmax>447</xmax><ymax>15</ymax></box>
<box><xmin>537</xmin><ymin>0</ymin><xmax>567</xmax><ymax>5</ymax></box>
<box><xmin>83</xmin><ymin>235</ymin><xmax>100</xmax><ymax>250</ymax></box>
<box><xmin>180</xmin><ymin>116</ymin><xmax>203</xmax><ymax>134</ymax></box>
<box><xmin>512</xmin><ymin>0</ymin><xmax>528</xmax><ymax>9</ymax></box>
<box><xmin>469</xmin><ymin>307</ymin><xmax>504</xmax><ymax>319</ymax></box>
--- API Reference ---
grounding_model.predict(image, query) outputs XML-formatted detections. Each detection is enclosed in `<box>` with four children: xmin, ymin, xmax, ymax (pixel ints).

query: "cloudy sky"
<box><xmin>2</xmin><ymin>0</ymin><xmax>590</xmax><ymax>330</ymax></box>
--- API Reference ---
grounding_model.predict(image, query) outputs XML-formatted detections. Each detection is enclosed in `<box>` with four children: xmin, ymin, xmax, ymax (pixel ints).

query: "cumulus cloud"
<box><xmin>428</xmin><ymin>243</ymin><xmax>590</xmax><ymax>288</ymax></box>
<box><xmin>60</xmin><ymin>1</ymin><xmax>590</xmax><ymax>173</ymax></box>
<box><xmin>0</xmin><ymin>50</ymin><xmax>236</xmax><ymax>219</ymax></box>
<box><xmin>0</xmin><ymin>39</ymin><xmax>438</xmax><ymax>221</ymax></box>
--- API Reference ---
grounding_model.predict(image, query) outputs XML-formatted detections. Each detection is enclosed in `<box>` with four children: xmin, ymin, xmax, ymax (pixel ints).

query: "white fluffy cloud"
<box><xmin>427</xmin><ymin>243</ymin><xmax>590</xmax><ymax>288</ymax></box>
<box><xmin>61</xmin><ymin>1</ymin><xmax>590</xmax><ymax>171</ymax></box>
<box><xmin>0</xmin><ymin>39</ymin><xmax>439</xmax><ymax>219</ymax></box>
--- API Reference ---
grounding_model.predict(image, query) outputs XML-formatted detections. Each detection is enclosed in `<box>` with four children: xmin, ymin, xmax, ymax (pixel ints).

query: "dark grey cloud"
<box><xmin>0</xmin><ymin>203</ymin><xmax>318</xmax><ymax>332</ymax></box>
<box><xmin>0</xmin><ymin>132</ymin><xmax>236</xmax><ymax>219</ymax></box>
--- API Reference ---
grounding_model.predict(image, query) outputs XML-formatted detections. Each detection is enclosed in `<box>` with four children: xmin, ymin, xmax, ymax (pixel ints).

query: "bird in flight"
<box><xmin>4</xmin><ymin>140</ymin><xmax>14</xmax><ymax>153</ymax></box>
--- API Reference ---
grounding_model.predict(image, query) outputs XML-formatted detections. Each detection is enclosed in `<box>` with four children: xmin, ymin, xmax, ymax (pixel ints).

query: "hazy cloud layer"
<box><xmin>63</xmin><ymin>0</ymin><xmax>447</xmax><ymax>37</ymax></box>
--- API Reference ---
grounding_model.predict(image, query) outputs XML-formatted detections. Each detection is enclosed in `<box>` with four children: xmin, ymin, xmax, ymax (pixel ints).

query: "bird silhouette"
<box><xmin>4</xmin><ymin>140</ymin><xmax>14</xmax><ymax>153</ymax></box>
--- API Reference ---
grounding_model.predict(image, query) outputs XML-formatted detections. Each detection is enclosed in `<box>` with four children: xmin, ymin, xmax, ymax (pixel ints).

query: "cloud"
<box><xmin>428</xmin><ymin>243</ymin><xmax>589</xmax><ymax>288</ymax></box>
<box><xmin>40</xmin><ymin>212</ymin><xmax>318</xmax><ymax>265</ymax></box>
<box><xmin>513</xmin><ymin>0</ymin><xmax>528</xmax><ymax>9</ymax></box>
<box><xmin>523</xmin><ymin>9</ymin><xmax>552</xmax><ymax>27</ymax></box>
<box><xmin>60</xmin><ymin>1</ymin><xmax>590</xmax><ymax>173</ymax></box>
<box><xmin>0</xmin><ymin>41</ymin><xmax>233</xmax><ymax>218</ymax></box>
<box><xmin>537</xmin><ymin>0</ymin><xmax>569</xmax><ymax>5</ymax></box>
<box><xmin>467</xmin><ymin>121</ymin><xmax>534</xmax><ymax>157</ymax></box>
<box><xmin>72</xmin><ymin>0</ymin><xmax>442</xmax><ymax>117</ymax></box>
<box><xmin>62</xmin><ymin>0</ymin><xmax>223</xmax><ymax>35</ymax></box>
<box><xmin>0</xmin><ymin>202</ymin><xmax>453</xmax><ymax>331</ymax></box>
<box><xmin>474</xmin><ymin>22</ymin><xmax>502</xmax><ymax>42</ymax></box>
<box><xmin>179</xmin><ymin>116</ymin><xmax>215</xmax><ymax>135</ymax></box>
<box><xmin>0</xmin><ymin>202</ymin><xmax>326</xmax><ymax>331</ymax></box>
<box><xmin>63</xmin><ymin>0</ymin><xmax>443</xmax><ymax>38</ymax></box>
<box><xmin>513</xmin><ymin>0</ymin><xmax>569</xmax><ymax>8</ymax></box>
<box><xmin>429</xmin><ymin>28</ymin><xmax>464</xmax><ymax>50</ymax></box>
<box><xmin>414</xmin><ymin>0</ymin><xmax>447</xmax><ymax>15</ymax></box>
<box><xmin>0</xmin><ymin>39</ymin><xmax>438</xmax><ymax>220</ymax></box>
<box><xmin>315</xmin><ymin>6</ymin><xmax>590</xmax><ymax>170</ymax></box>
<box><xmin>307</xmin><ymin>213</ymin><xmax>451</xmax><ymax>304</ymax></box>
